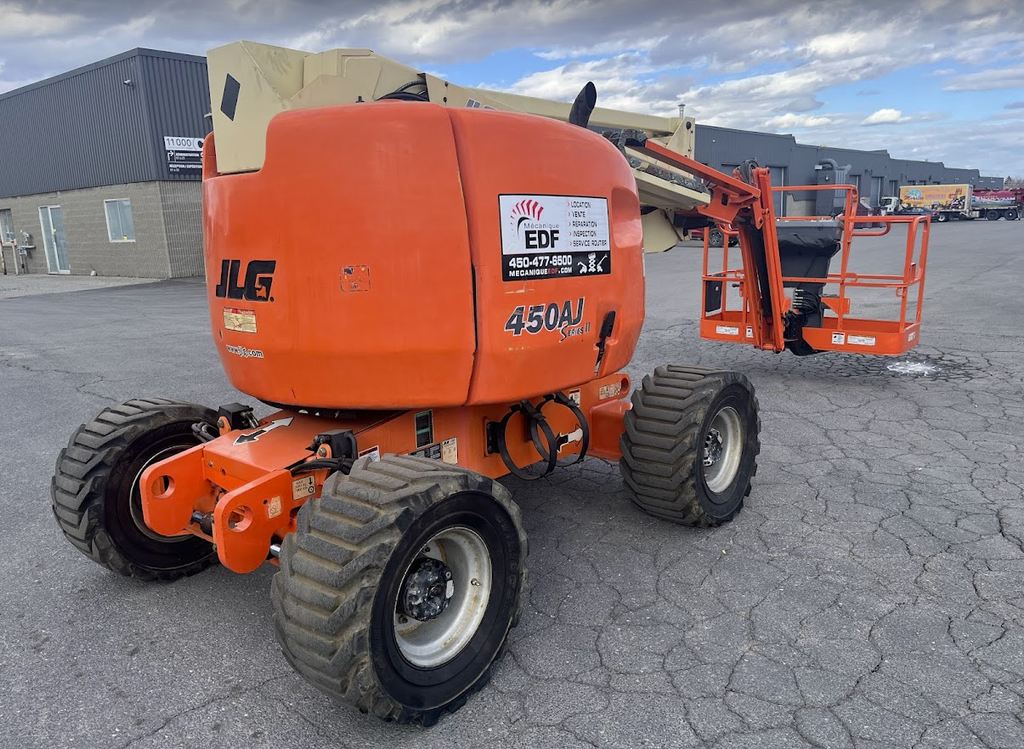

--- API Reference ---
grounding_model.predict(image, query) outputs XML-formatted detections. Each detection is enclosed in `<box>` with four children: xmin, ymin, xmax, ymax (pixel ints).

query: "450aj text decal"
<box><xmin>505</xmin><ymin>298</ymin><xmax>591</xmax><ymax>342</ymax></box>
<box><xmin>499</xmin><ymin>195</ymin><xmax>611</xmax><ymax>281</ymax></box>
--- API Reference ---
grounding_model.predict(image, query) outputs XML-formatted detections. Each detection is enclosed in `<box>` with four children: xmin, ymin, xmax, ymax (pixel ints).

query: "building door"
<box><xmin>870</xmin><ymin>177</ymin><xmax>883</xmax><ymax>208</ymax></box>
<box><xmin>39</xmin><ymin>205</ymin><xmax>70</xmax><ymax>274</ymax></box>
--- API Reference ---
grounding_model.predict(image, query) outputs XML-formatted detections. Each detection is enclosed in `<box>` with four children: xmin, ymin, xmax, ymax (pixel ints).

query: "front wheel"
<box><xmin>1007</xmin><ymin>209</ymin><xmax>1018</xmax><ymax>221</ymax></box>
<box><xmin>51</xmin><ymin>398</ymin><xmax>219</xmax><ymax>580</ymax></box>
<box><xmin>620</xmin><ymin>365</ymin><xmax>760</xmax><ymax>526</ymax></box>
<box><xmin>272</xmin><ymin>454</ymin><xmax>527</xmax><ymax>725</ymax></box>
<box><xmin>708</xmin><ymin>228</ymin><xmax>725</xmax><ymax>248</ymax></box>
<box><xmin>936</xmin><ymin>212</ymin><xmax>948</xmax><ymax>223</ymax></box>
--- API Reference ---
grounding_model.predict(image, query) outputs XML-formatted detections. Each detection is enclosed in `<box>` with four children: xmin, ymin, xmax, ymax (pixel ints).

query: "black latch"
<box><xmin>309</xmin><ymin>429</ymin><xmax>358</xmax><ymax>461</ymax></box>
<box><xmin>485</xmin><ymin>421</ymin><xmax>501</xmax><ymax>455</ymax></box>
<box><xmin>594</xmin><ymin>310</ymin><xmax>616</xmax><ymax>374</ymax></box>
<box><xmin>218</xmin><ymin>402</ymin><xmax>257</xmax><ymax>431</ymax></box>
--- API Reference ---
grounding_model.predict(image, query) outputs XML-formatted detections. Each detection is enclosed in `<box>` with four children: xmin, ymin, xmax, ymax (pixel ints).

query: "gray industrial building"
<box><xmin>0</xmin><ymin>49</ymin><xmax>209</xmax><ymax>278</ymax></box>
<box><xmin>0</xmin><ymin>48</ymin><xmax>1004</xmax><ymax>277</ymax></box>
<box><xmin>693</xmin><ymin>125</ymin><xmax>1003</xmax><ymax>217</ymax></box>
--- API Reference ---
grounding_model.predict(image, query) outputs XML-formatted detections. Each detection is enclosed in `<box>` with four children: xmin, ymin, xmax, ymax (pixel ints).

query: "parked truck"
<box><xmin>881</xmin><ymin>184</ymin><xmax>1019</xmax><ymax>222</ymax></box>
<box><xmin>973</xmin><ymin>187</ymin><xmax>1023</xmax><ymax>220</ymax></box>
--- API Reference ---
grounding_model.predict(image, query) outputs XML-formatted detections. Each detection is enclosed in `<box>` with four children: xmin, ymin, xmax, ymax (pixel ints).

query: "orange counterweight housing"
<box><xmin>203</xmin><ymin>102</ymin><xmax>645</xmax><ymax>409</ymax></box>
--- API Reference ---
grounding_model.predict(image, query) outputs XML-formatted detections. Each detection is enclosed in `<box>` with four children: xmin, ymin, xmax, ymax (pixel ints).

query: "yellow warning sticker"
<box><xmin>223</xmin><ymin>307</ymin><xmax>257</xmax><ymax>334</ymax></box>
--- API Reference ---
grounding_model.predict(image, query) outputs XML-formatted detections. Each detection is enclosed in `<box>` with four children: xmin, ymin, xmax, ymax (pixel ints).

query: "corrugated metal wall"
<box><xmin>695</xmin><ymin>125</ymin><xmax>797</xmax><ymax>172</ymax></box>
<box><xmin>0</xmin><ymin>50</ymin><xmax>209</xmax><ymax>199</ymax></box>
<box><xmin>139</xmin><ymin>53</ymin><xmax>212</xmax><ymax>181</ymax></box>
<box><xmin>0</xmin><ymin>54</ymin><xmax>154</xmax><ymax>198</ymax></box>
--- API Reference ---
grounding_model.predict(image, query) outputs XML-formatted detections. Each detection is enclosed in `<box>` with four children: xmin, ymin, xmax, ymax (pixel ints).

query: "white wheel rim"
<box><xmin>394</xmin><ymin>526</ymin><xmax>492</xmax><ymax>668</ymax></box>
<box><xmin>703</xmin><ymin>406</ymin><xmax>744</xmax><ymax>494</ymax></box>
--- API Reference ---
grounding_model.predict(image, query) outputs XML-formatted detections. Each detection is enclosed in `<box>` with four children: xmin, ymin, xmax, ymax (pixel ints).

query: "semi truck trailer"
<box><xmin>882</xmin><ymin>184</ymin><xmax>1019</xmax><ymax>222</ymax></box>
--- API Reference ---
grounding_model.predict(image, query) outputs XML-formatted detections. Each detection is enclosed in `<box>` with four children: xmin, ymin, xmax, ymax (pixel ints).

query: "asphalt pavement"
<box><xmin>1</xmin><ymin>219</ymin><xmax>1022</xmax><ymax>749</ymax></box>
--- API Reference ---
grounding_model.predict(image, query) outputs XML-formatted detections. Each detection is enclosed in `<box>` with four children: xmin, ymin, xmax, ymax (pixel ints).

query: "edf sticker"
<box><xmin>499</xmin><ymin>195</ymin><xmax>611</xmax><ymax>281</ymax></box>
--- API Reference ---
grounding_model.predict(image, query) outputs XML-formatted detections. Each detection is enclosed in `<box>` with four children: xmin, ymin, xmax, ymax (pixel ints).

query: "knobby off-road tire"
<box><xmin>271</xmin><ymin>454</ymin><xmax>528</xmax><ymax>725</ymax></box>
<box><xmin>51</xmin><ymin>398</ymin><xmax>219</xmax><ymax>581</ymax></box>
<box><xmin>620</xmin><ymin>365</ymin><xmax>760</xmax><ymax>526</ymax></box>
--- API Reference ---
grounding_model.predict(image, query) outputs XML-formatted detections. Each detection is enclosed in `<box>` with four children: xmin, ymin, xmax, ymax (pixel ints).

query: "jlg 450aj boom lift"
<box><xmin>52</xmin><ymin>42</ymin><xmax>928</xmax><ymax>724</ymax></box>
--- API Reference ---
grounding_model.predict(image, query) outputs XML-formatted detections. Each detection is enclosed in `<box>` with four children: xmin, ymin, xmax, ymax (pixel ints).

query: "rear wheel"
<box><xmin>51</xmin><ymin>398</ymin><xmax>218</xmax><ymax>580</ymax></box>
<box><xmin>272</xmin><ymin>454</ymin><xmax>527</xmax><ymax>725</ymax></box>
<box><xmin>986</xmin><ymin>210</ymin><xmax>1000</xmax><ymax>221</ymax></box>
<box><xmin>620</xmin><ymin>366</ymin><xmax>760</xmax><ymax>526</ymax></box>
<box><xmin>1007</xmin><ymin>209</ymin><xmax>1018</xmax><ymax>221</ymax></box>
<box><xmin>936</xmin><ymin>212</ymin><xmax>948</xmax><ymax>223</ymax></box>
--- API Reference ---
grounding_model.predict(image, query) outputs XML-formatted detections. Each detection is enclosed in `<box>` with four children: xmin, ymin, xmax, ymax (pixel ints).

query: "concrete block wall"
<box><xmin>160</xmin><ymin>181</ymin><xmax>205</xmax><ymax>278</ymax></box>
<box><xmin>0</xmin><ymin>181</ymin><xmax>208</xmax><ymax>279</ymax></box>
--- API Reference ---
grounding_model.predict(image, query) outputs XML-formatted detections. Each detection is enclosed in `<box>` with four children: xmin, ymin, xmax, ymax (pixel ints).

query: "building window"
<box><xmin>104</xmin><ymin>199</ymin><xmax>135</xmax><ymax>242</ymax></box>
<box><xmin>0</xmin><ymin>209</ymin><xmax>13</xmax><ymax>244</ymax></box>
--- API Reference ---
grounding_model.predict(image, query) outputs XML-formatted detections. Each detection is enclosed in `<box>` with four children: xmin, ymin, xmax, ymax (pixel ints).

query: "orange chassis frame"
<box><xmin>637</xmin><ymin>142</ymin><xmax>930</xmax><ymax>356</ymax></box>
<box><xmin>141</xmin><ymin>373</ymin><xmax>631</xmax><ymax>573</ymax></box>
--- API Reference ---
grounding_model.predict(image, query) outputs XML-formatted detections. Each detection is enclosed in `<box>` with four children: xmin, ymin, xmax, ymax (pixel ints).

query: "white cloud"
<box><xmin>862</xmin><ymin>108</ymin><xmax>911</xmax><ymax>125</ymax></box>
<box><xmin>0</xmin><ymin>2</ymin><xmax>80</xmax><ymax>36</ymax></box>
<box><xmin>942</xmin><ymin>63</ymin><xmax>1024</xmax><ymax>91</ymax></box>
<box><xmin>802</xmin><ymin>29</ymin><xmax>890</xmax><ymax>58</ymax></box>
<box><xmin>535</xmin><ymin>36</ymin><xmax>666</xmax><ymax>61</ymax></box>
<box><xmin>484</xmin><ymin>53</ymin><xmax>688</xmax><ymax>114</ymax></box>
<box><xmin>765</xmin><ymin>113</ymin><xmax>834</xmax><ymax>128</ymax></box>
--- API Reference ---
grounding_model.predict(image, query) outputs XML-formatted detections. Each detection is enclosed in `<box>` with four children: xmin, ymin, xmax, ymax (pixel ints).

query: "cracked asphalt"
<box><xmin>1</xmin><ymin>219</ymin><xmax>1022</xmax><ymax>748</ymax></box>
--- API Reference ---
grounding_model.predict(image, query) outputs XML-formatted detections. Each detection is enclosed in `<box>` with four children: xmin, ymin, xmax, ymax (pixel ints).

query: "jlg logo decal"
<box><xmin>505</xmin><ymin>298</ymin><xmax>584</xmax><ymax>337</ymax></box>
<box><xmin>214</xmin><ymin>259</ymin><xmax>276</xmax><ymax>302</ymax></box>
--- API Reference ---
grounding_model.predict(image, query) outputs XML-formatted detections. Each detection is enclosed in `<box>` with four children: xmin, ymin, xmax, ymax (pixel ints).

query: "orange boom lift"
<box><xmin>51</xmin><ymin>44</ymin><xmax>928</xmax><ymax>726</ymax></box>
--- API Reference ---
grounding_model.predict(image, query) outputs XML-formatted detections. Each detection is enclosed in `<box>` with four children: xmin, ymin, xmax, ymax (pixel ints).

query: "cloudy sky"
<box><xmin>2</xmin><ymin>0</ymin><xmax>1022</xmax><ymax>177</ymax></box>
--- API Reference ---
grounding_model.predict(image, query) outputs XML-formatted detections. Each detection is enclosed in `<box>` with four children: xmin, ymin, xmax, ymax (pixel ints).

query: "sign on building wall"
<box><xmin>164</xmin><ymin>136</ymin><xmax>204</xmax><ymax>175</ymax></box>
